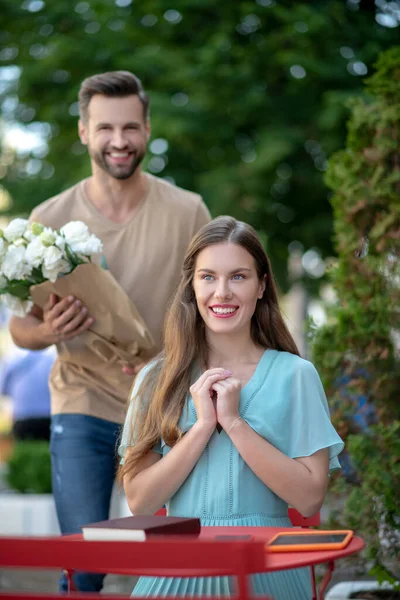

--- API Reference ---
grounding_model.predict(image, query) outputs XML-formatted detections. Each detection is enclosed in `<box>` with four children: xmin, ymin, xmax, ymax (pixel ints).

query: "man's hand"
<box><xmin>40</xmin><ymin>293</ymin><xmax>94</xmax><ymax>345</ymax></box>
<box><xmin>122</xmin><ymin>361</ymin><xmax>147</xmax><ymax>376</ymax></box>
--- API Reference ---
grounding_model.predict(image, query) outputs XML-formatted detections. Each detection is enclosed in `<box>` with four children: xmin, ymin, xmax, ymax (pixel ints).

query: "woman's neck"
<box><xmin>206</xmin><ymin>331</ymin><xmax>264</xmax><ymax>368</ymax></box>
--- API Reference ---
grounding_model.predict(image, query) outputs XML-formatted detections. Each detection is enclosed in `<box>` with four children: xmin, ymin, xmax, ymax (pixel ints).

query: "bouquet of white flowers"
<box><xmin>0</xmin><ymin>218</ymin><xmax>103</xmax><ymax>317</ymax></box>
<box><xmin>0</xmin><ymin>218</ymin><xmax>155</xmax><ymax>370</ymax></box>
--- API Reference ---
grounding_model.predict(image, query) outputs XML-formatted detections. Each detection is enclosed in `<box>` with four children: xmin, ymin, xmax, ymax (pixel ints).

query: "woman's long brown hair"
<box><xmin>118</xmin><ymin>216</ymin><xmax>299</xmax><ymax>482</ymax></box>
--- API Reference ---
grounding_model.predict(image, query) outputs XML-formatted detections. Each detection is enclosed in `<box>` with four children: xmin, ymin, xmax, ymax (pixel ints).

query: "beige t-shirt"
<box><xmin>30</xmin><ymin>174</ymin><xmax>211</xmax><ymax>424</ymax></box>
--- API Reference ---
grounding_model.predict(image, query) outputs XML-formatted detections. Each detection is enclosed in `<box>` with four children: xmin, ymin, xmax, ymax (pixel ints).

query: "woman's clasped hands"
<box><xmin>189</xmin><ymin>368</ymin><xmax>242</xmax><ymax>434</ymax></box>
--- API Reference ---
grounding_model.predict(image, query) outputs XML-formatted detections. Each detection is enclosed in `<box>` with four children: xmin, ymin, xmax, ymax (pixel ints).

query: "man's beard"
<box><xmin>90</xmin><ymin>146</ymin><xmax>145</xmax><ymax>180</ymax></box>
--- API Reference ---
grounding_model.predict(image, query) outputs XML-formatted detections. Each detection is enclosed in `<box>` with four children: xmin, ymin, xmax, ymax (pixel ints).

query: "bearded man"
<box><xmin>9</xmin><ymin>71</ymin><xmax>210</xmax><ymax>593</ymax></box>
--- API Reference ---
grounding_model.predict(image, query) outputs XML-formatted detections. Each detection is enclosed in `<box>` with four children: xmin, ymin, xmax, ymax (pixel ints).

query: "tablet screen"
<box><xmin>269</xmin><ymin>533</ymin><xmax>347</xmax><ymax>546</ymax></box>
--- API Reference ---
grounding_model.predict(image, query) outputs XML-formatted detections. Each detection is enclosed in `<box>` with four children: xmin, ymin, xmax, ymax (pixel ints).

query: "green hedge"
<box><xmin>312</xmin><ymin>47</ymin><xmax>400</xmax><ymax>586</ymax></box>
<box><xmin>6</xmin><ymin>440</ymin><xmax>52</xmax><ymax>494</ymax></box>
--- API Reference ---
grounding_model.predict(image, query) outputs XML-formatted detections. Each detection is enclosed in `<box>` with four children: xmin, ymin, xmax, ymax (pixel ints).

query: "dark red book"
<box><xmin>82</xmin><ymin>515</ymin><xmax>201</xmax><ymax>541</ymax></box>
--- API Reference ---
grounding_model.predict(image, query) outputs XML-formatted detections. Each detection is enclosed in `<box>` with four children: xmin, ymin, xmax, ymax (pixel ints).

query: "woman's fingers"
<box><xmin>197</xmin><ymin>372</ymin><xmax>233</xmax><ymax>396</ymax></box>
<box><xmin>190</xmin><ymin>368</ymin><xmax>231</xmax><ymax>393</ymax></box>
<box><xmin>212</xmin><ymin>377</ymin><xmax>241</xmax><ymax>391</ymax></box>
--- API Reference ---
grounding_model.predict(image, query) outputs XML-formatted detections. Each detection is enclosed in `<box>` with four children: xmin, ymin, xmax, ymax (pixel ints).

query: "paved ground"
<box><xmin>0</xmin><ymin>569</ymin><xmax>138</xmax><ymax>595</ymax></box>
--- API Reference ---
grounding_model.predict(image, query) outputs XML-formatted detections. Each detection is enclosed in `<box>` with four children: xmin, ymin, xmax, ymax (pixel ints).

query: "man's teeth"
<box><xmin>110</xmin><ymin>152</ymin><xmax>129</xmax><ymax>157</ymax></box>
<box><xmin>212</xmin><ymin>307</ymin><xmax>236</xmax><ymax>314</ymax></box>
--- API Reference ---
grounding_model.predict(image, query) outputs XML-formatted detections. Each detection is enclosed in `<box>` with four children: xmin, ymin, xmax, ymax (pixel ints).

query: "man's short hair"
<box><xmin>78</xmin><ymin>71</ymin><xmax>150</xmax><ymax>123</ymax></box>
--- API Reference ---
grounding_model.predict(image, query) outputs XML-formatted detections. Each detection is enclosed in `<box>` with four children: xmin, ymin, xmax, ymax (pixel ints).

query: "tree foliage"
<box><xmin>0</xmin><ymin>0</ymin><xmax>399</xmax><ymax>287</ymax></box>
<box><xmin>312</xmin><ymin>46</ymin><xmax>400</xmax><ymax>583</ymax></box>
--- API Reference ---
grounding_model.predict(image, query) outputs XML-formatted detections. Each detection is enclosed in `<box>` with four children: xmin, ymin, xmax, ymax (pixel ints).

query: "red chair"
<box><xmin>289</xmin><ymin>508</ymin><xmax>334</xmax><ymax>600</ymax></box>
<box><xmin>155</xmin><ymin>508</ymin><xmax>322</xmax><ymax>598</ymax></box>
<box><xmin>288</xmin><ymin>508</ymin><xmax>320</xmax><ymax>600</ymax></box>
<box><xmin>288</xmin><ymin>508</ymin><xmax>320</xmax><ymax>528</ymax></box>
<box><xmin>157</xmin><ymin>507</ymin><xmax>320</xmax><ymax>526</ymax></box>
<box><xmin>156</xmin><ymin>508</ymin><xmax>323</xmax><ymax>598</ymax></box>
<box><xmin>0</xmin><ymin>535</ymin><xmax>273</xmax><ymax>600</ymax></box>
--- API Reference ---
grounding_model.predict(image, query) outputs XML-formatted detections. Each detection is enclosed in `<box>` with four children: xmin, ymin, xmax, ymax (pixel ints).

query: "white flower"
<box><xmin>55</xmin><ymin>234</ymin><xmax>66</xmax><ymax>252</ymax></box>
<box><xmin>42</xmin><ymin>246</ymin><xmax>71</xmax><ymax>282</ymax></box>
<box><xmin>24</xmin><ymin>228</ymin><xmax>35</xmax><ymax>242</ymax></box>
<box><xmin>2</xmin><ymin>293</ymin><xmax>33</xmax><ymax>317</ymax></box>
<box><xmin>4</xmin><ymin>219</ymin><xmax>30</xmax><ymax>243</ymax></box>
<box><xmin>76</xmin><ymin>234</ymin><xmax>103</xmax><ymax>256</ymax></box>
<box><xmin>40</xmin><ymin>228</ymin><xmax>56</xmax><ymax>247</ymax></box>
<box><xmin>24</xmin><ymin>222</ymin><xmax>46</xmax><ymax>243</ymax></box>
<box><xmin>60</xmin><ymin>221</ymin><xmax>89</xmax><ymax>246</ymax></box>
<box><xmin>0</xmin><ymin>274</ymin><xmax>7</xmax><ymax>289</ymax></box>
<box><xmin>1</xmin><ymin>246</ymin><xmax>32</xmax><ymax>280</ymax></box>
<box><xmin>25</xmin><ymin>237</ymin><xmax>47</xmax><ymax>268</ymax></box>
<box><xmin>0</xmin><ymin>238</ymin><xmax>7</xmax><ymax>260</ymax></box>
<box><xmin>30</xmin><ymin>222</ymin><xmax>45</xmax><ymax>236</ymax></box>
<box><xmin>60</xmin><ymin>221</ymin><xmax>103</xmax><ymax>256</ymax></box>
<box><xmin>13</xmin><ymin>237</ymin><xmax>27</xmax><ymax>248</ymax></box>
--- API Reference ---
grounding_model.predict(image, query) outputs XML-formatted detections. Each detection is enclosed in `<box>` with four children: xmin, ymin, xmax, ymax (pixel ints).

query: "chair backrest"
<box><xmin>288</xmin><ymin>508</ymin><xmax>321</xmax><ymax>528</ymax></box>
<box><xmin>157</xmin><ymin>508</ymin><xmax>321</xmax><ymax>528</ymax></box>
<box><xmin>155</xmin><ymin>507</ymin><xmax>167</xmax><ymax>516</ymax></box>
<box><xmin>287</xmin><ymin>509</ymin><xmax>321</xmax><ymax>600</ymax></box>
<box><xmin>0</xmin><ymin>536</ymin><xmax>272</xmax><ymax>600</ymax></box>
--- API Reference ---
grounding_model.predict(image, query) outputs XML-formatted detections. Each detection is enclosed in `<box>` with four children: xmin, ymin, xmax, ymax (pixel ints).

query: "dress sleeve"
<box><xmin>286</xmin><ymin>359</ymin><xmax>344</xmax><ymax>471</ymax></box>
<box><xmin>118</xmin><ymin>363</ymin><xmax>162</xmax><ymax>464</ymax></box>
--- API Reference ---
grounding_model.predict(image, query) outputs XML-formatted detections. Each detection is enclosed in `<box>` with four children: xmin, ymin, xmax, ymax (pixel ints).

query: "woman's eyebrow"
<box><xmin>196</xmin><ymin>268</ymin><xmax>252</xmax><ymax>274</ymax></box>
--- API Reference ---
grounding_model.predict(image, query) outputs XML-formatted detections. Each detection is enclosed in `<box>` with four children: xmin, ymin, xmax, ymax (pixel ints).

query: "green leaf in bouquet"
<box><xmin>29</xmin><ymin>267</ymin><xmax>47</xmax><ymax>285</ymax></box>
<box><xmin>0</xmin><ymin>280</ymin><xmax>31</xmax><ymax>299</ymax></box>
<box><xmin>64</xmin><ymin>242</ymin><xmax>87</xmax><ymax>268</ymax></box>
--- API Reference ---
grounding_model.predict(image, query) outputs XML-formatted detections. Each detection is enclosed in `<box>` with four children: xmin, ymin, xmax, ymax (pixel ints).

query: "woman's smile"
<box><xmin>209</xmin><ymin>304</ymin><xmax>239</xmax><ymax>318</ymax></box>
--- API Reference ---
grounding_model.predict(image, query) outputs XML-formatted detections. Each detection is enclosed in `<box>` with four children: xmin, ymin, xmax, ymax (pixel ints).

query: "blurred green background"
<box><xmin>0</xmin><ymin>0</ymin><xmax>399</xmax><ymax>288</ymax></box>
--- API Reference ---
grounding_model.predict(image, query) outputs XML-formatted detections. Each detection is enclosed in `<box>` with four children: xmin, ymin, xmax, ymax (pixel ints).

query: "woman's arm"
<box><xmin>227</xmin><ymin>418</ymin><xmax>329</xmax><ymax>517</ymax></box>
<box><xmin>123</xmin><ymin>368</ymin><xmax>232</xmax><ymax>515</ymax></box>
<box><xmin>123</xmin><ymin>421</ymin><xmax>214</xmax><ymax>515</ymax></box>
<box><xmin>214</xmin><ymin>376</ymin><xmax>330</xmax><ymax>517</ymax></box>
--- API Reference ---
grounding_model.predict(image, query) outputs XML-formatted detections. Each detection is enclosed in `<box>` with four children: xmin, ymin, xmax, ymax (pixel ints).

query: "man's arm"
<box><xmin>9</xmin><ymin>294</ymin><xmax>93</xmax><ymax>350</ymax></box>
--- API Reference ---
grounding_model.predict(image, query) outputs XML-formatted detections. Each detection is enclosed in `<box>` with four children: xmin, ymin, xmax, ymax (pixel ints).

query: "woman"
<box><xmin>118</xmin><ymin>216</ymin><xmax>343</xmax><ymax>599</ymax></box>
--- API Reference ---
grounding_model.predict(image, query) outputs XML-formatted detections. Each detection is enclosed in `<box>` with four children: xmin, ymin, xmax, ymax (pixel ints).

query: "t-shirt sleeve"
<box><xmin>29</xmin><ymin>209</ymin><xmax>39</xmax><ymax>224</ymax></box>
<box><xmin>29</xmin><ymin>207</ymin><xmax>46</xmax><ymax>225</ymax></box>
<box><xmin>286</xmin><ymin>359</ymin><xmax>344</xmax><ymax>471</ymax></box>
<box><xmin>118</xmin><ymin>363</ymin><xmax>162</xmax><ymax>464</ymax></box>
<box><xmin>193</xmin><ymin>198</ymin><xmax>211</xmax><ymax>235</ymax></box>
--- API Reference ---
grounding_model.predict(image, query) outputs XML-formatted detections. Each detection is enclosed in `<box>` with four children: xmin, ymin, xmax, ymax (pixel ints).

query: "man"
<box><xmin>9</xmin><ymin>71</ymin><xmax>210</xmax><ymax>592</ymax></box>
<box><xmin>0</xmin><ymin>347</ymin><xmax>55</xmax><ymax>441</ymax></box>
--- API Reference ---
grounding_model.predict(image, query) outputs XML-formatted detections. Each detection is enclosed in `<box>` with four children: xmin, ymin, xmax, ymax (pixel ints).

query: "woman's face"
<box><xmin>193</xmin><ymin>242</ymin><xmax>266</xmax><ymax>337</ymax></box>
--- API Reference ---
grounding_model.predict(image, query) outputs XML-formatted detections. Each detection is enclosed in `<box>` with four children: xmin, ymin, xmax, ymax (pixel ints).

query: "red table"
<box><xmin>0</xmin><ymin>527</ymin><xmax>364</xmax><ymax>600</ymax></box>
<box><xmin>63</xmin><ymin>525</ymin><xmax>364</xmax><ymax>597</ymax></box>
<box><xmin>66</xmin><ymin>525</ymin><xmax>363</xmax><ymax>572</ymax></box>
<box><xmin>200</xmin><ymin>526</ymin><xmax>364</xmax><ymax>573</ymax></box>
<box><xmin>202</xmin><ymin>526</ymin><xmax>364</xmax><ymax>598</ymax></box>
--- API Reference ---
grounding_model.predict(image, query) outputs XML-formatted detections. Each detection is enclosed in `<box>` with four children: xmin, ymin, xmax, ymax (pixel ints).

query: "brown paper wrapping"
<box><xmin>30</xmin><ymin>263</ymin><xmax>156</xmax><ymax>368</ymax></box>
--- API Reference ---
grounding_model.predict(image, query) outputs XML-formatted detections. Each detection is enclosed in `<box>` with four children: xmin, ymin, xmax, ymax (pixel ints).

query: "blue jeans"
<box><xmin>50</xmin><ymin>414</ymin><xmax>121</xmax><ymax>592</ymax></box>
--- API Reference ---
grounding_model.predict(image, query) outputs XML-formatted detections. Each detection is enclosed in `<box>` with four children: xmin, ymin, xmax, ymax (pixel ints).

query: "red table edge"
<box><xmin>6</xmin><ymin>527</ymin><xmax>364</xmax><ymax>577</ymax></box>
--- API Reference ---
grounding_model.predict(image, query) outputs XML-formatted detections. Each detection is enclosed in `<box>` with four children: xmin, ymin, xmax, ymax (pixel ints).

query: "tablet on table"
<box><xmin>266</xmin><ymin>530</ymin><xmax>353</xmax><ymax>552</ymax></box>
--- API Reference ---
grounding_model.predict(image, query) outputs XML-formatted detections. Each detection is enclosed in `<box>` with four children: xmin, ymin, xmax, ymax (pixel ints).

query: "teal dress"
<box><xmin>119</xmin><ymin>350</ymin><xmax>344</xmax><ymax>599</ymax></box>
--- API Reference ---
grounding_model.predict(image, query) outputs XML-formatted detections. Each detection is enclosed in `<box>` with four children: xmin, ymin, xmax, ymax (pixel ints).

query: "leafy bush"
<box><xmin>6</xmin><ymin>441</ymin><xmax>52</xmax><ymax>494</ymax></box>
<box><xmin>313</xmin><ymin>47</ymin><xmax>400</xmax><ymax>585</ymax></box>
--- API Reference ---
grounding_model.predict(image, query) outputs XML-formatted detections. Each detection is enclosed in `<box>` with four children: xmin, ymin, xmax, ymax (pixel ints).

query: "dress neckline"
<box><xmin>241</xmin><ymin>349</ymin><xmax>271</xmax><ymax>393</ymax></box>
<box><xmin>198</xmin><ymin>349</ymin><xmax>274</xmax><ymax>395</ymax></box>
